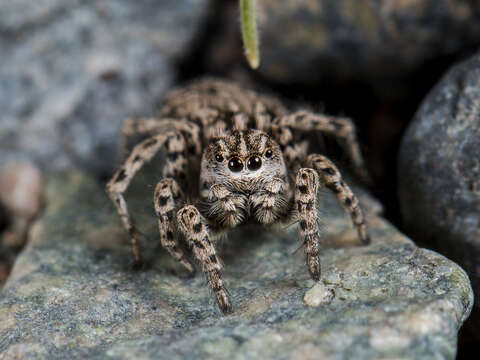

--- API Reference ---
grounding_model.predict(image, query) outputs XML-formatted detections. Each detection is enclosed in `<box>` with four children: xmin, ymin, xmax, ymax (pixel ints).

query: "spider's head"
<box><xmin>201</xmin><ymin>129</ymin><xmax>287</xmax><ymax>193</ymax></box>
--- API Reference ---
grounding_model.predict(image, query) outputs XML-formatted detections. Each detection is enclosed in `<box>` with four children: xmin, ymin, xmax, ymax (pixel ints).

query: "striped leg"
<box><xmin>162</xmin><ymin>132</ymin><xmax>189</xmax><ymax>181</ymax></box>
<box><xmin>270</xmin><ymin>124</ymin><xmax>308</xmax><ymax>171</ymax></box>
<box><xmin>295</xmin><ymin>168</ymin><xmax>321</xmax><ymax>281</ymax></box>
<box><xmin>106</xmin><ymin>131</ymin><xmax>187</xmax><ymax>264</ymax></box>
<box><xmin>274</xmin><ymin>112</ymin><xmax>370</xmax><ymax>183</ymax></box>
<box><xmin>154</xmin><ymin>179</ymin><xmax>194</xmax><ymax>273</ymax></box>
<box><xmin>306</xmin><ymin>154</ymin><xmax>370</xmax><ymax>245</ymax></box>
<box><xmin>176</xmin><ymin>205</ymin><xmax>232</xmax><ymax>314</ymax></box>
<box><xmin>121</xmin><ymin>117</ymin><xmax>202</xmax><ymax>158</ymax></box>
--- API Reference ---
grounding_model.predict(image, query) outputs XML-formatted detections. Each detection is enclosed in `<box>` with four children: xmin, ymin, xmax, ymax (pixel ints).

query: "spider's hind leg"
<box><xmin>106</xmin><ymin>130</ymin><xmax>188</xmax><ymax>265</ymax></box>
<box><xmin>176</xmin><ymin>205</ymin><xmax>232</xmax><ymax>314</ymax></box>
<box><xmin>273</xmin><ymin>112</ymin><xmax>370</xmax><ymax>183</ymax></box>
<box><xmin>295</xmin><ymin>168</ymin><xmax>321</xmax><ymax>281</ymax></box>
<box><xmin>120</xmin><ymin>117</ymin><xmax>202</xmax><ymax>159</ymax></box>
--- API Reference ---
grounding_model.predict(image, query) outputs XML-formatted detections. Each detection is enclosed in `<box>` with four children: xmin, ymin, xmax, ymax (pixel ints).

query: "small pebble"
<box><xmin>0</xmin><ymin>163</ymin><xmax>45</xmax><ymax>248</ymax></box>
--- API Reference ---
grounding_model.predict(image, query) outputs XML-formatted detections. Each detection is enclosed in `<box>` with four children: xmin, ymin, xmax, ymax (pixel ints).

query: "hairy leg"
<box><xmin>270</xmin><ymin>124</ymin><xmax>308</xmax><ymax>171</ymax></box>
<box><xmin>162</xmin><ymin>79</ymin><xmax>286</xmax><ymax>120</ymax></box>
<box><xmin>295</xmin><ymin>168</ymin><xmax>321</xmax><ymax>281</ymax></box>
<box><xmin>273</xmin><ymin>112</ymin><xmax>370</xmax><ymax>182</ymax></box>
<box><xmin>121</xmin><ymin>117</ymin><xmax>202</xmax><ymax>158</ymax></box>
<box><xmin>306</xmin><ymin>154</ymin><xmax>370</xmax><ymax>244</ymax></box>
<box><xmin>176</xmin><ymin>205</ymin><xmax>232</xmax><ymax>314</ymax></box>
<box><xmin>160</xmin><ymin>79</ymin><xmax>286</xmax><ymax>137</ymax></box>
<box><xmin>106</xmin><ymin>130</ymin><xmax>187</xmax><ymax>263</ymax></box>
<box><xmin>153</xmin><ymin>179</ymin><xmax>194</xmax><ymax>273</ymax></box>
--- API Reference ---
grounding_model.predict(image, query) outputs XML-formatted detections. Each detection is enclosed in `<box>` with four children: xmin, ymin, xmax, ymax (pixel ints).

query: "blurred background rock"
<box><xmin>0</xmin><ymin>0</ymin><xmax>211</xmax><ymax>177</ymax></box>
<box><xmin>399</xmin><ymin>52</ymin><xmax>480</xmax><ymax>355</ymax></box>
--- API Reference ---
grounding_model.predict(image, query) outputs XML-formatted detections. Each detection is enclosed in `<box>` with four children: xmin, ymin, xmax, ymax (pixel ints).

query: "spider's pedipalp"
<box><xmin>306</xmin><ymin>154</ymin><xmax>370</xmax><ymax>245</ymax></box>
<box><xmin>250</xmin><ymin>177</ymin><xmax>290</xmax><ymax>225</ymax></box>
<box><xmin>295</xmin><ymin>168</ymin><xmax>321</xmax><ymax>281</ymax></box>
<box><xmin>154</xmin><ymin>178</ymin><xmax>194</xmax><ymax>273</ymax></box>
<box><xmin>200</xmin><ymin>129</ymin><xmax>289</xmax><ymax>230</ymax></box>
<box><xmin>176</xmin><ymin>205</ymin><xmax>232</xmax><ymax>314</ymax></box>
<box><xmin>205</xmin><ymin>184</ymin><xmax>248</xmax><ymax>228</ymax></box>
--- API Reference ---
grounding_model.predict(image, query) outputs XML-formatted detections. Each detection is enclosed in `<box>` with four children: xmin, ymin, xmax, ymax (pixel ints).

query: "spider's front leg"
<box><xmin>154</xmin><ymin>179</ymin><xmax>194</xmax><ymax>273</ymax></box>
<box><xmin>296</xmin><ymin>155</ymin><xmax>370</xmax><ymax>281</ymax></box>
<box><xmin>176</xmin><ymin>205</ymin><xmax>232</xmax><ymax>314</ymax></box>
<box><xmin>295</xmin><ymin>168</ymin><xmax>321</xmax><ymax>280</ymax></box>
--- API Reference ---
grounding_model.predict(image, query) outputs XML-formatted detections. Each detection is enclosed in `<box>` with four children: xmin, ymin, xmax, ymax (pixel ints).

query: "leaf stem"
<box><xmin>240</xmin><ymin>0</ymin><xmax>260</xmax><ymax>69</ymax></box>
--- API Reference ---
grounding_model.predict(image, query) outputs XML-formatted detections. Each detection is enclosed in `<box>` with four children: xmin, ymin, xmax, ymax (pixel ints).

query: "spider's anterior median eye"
<box><xmin>247</xmin><ymin>156</ymin><xmax>262</xmax><ymax>171</ymax></box>
<box><xmin>215</xmin><ymin>154</ymin><xmax>224</xmax><ymax>162</ymax></box>
<box><xmin>228</xmin><ymin>157</ymin><xmax>244</xmax><ymax>172</ymax></box>
<box><xmin>264</xmin><ymin>149</ymin><xmax>273</xmax><ymax>158</ymax></box>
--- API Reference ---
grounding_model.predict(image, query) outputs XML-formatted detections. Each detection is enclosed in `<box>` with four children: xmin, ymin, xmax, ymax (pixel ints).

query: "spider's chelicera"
<box><xmin>107</xmin><ymin>79</ymin><xmax>370</xmax><ymax>314</ymax></box>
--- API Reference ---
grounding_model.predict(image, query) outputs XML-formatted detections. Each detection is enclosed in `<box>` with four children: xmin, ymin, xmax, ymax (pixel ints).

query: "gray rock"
<box><xmin>0</xmin><ymin>0</ymin><xmax>211</xmax><ymax>176</ymax></box>
<box><xmin>398</xmin><ymin>52</ymin><xmax>480</xmax><ymax>334</ymax></box>
<box><xmin>256</xmin><ymin>0</ymin><xmax>480</xmax><ymax>91</ymax></box>
<box><xmin>0</xmin><ymin>172</ymin><xmax>473</xmax><ymax>359</ymax></box>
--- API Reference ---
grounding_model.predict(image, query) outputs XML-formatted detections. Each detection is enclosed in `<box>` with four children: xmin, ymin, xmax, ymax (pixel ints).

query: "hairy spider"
<box><xmin>106</xmin><ymin>79</ymin><xmax>370</xmax><ymax>314</ymax></box>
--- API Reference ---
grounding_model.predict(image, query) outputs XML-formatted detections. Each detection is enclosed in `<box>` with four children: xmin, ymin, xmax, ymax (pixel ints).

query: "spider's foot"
<box><xmin>217</xmin><ymin>292</ymin><xmax>233</xmax><ymax>315</ymax></box>
<box><xmin>357</xmin><ymin>226</ymin><xmax>370</xmax><ymax>246</ymax></box>
<box><xmin>176</xmin><ymin>261</ymin><xmax>197</xmax><ymax>279</ymax></box>
<box><xmin>131</xmin><ymin>258</ymin><xmax>146</xmax><ymax>271</ymax></box>
<box><xmin>361</xmin><ymin>234</ymin><xmax>371</xmax><ymax>245</ymax></box>
<box><xmin>180</xmin><ymin>258</ymin><xmax>195</xmax><ymax>274</ymax></box>
<box><xmin>307</xmin><ymin>254</ymin><xmax>320</xmax><ymax>282</ymax></box>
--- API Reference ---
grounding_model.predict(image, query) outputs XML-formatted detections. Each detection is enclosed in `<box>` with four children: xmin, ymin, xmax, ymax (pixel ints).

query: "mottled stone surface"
<box><xmin>0</xmin><ymin>0</ymin><xmax>210</xmax><ymax>176</ymax></box>
<box><xmin>0</xmin><ymin>172</ymin><xmax>473</xmax><ymax>359</ymax></box>
<box><xmin>257</xmin><ymin>0</ymin><xmax>480</xmax><ymax>90</ymax></box>
<box><xmin>399</xmin><ymin>52</ymin><xmax>480</xmax><ymax>334</ymax></box>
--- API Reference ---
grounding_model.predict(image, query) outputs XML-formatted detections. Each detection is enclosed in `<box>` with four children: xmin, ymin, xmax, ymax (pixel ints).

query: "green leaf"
<box><xmin>240</xmin><ymin>0</ymin><xmax>260</xmax><ymax>69</ymax></box>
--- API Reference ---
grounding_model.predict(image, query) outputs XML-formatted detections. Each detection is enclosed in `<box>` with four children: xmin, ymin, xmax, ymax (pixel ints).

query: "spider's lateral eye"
<box><xmin>228</xmin><ymin>157</ymin><xmax>243</xmax><ymax>172</ymax></box>
<box><xmin>265</xmin><ymin>149</ymin><xmax>273</xmax><ymax>158</ymax></box>
<box><xmin>215</xmin><ymin>154</ymin><xmax>224</xmax><ymax>162</ymax></box>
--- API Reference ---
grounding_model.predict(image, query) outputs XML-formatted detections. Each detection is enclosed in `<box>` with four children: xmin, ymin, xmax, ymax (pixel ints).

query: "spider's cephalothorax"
<box><xmin>200</xmin><ymin>129</ymin><xmax>289</xmax><ymax>229</ymax></box>
<box><xmin>106</xmin><ymin>79</ymin><xmax>371</xmax><ymax>314</ymax></box>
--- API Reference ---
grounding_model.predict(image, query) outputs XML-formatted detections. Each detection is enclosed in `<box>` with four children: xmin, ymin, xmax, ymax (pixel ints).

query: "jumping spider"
<box><xmin>107</xmin><ymin>79</ymin><xmax>370</xmax><ymax>314</ymax></box>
